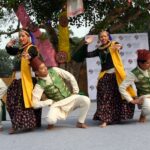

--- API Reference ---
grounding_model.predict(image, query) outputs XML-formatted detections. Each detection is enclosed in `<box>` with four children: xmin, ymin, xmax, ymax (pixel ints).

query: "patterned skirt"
<box><xmin>6</xmin><ymin>79</ymin><xmax>42</xmax><ymax>131</ymax></box>
<box><xmin>93</xmin><ymin>73</ymin><xmax>135</xmax><ymax>124</ymax></box>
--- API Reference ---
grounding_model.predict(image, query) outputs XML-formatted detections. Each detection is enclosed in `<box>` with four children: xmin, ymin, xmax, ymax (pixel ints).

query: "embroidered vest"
<box><xmin>37</xmin><ymin>68</ymin><xmax>71</xmax><ymax>101</ymax></box>
<box><xmin>132</xmin><ymin>67</ymin><xmax>150</xmax><ymax>96</ymax></box>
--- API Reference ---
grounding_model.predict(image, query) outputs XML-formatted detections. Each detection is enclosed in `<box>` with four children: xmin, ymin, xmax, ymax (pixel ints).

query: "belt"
<box><xmin>105</xmin><ymin>68</ymin><xmax>115</xmax><ymax>74</ymax></box>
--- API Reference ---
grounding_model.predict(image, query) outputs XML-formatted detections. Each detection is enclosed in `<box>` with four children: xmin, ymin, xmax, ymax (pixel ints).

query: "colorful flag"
<box><xmin>58</xmin><ymin>10</ymin><xmax>70</xmax><ymax>62</ymax></box>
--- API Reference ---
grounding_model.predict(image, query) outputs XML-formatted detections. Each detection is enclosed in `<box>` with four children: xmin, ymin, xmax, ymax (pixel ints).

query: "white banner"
<box><xmin>86</xmin><ymin>33</ymin><xmax>149</xmax><ymax>100</ymax></box>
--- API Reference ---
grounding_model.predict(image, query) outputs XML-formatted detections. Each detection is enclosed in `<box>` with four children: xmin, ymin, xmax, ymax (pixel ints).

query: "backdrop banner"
<box><xmin>86</xmin><ymin>33</ymin><xmax>149</xmax><ymax>100</ymax></box>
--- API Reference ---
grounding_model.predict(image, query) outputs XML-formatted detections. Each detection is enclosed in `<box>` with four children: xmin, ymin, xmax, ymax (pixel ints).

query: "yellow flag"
<box><xmin>58</xmin><ymin>10</ymin><xmax>70</xmax><ymax>62</ymax></box>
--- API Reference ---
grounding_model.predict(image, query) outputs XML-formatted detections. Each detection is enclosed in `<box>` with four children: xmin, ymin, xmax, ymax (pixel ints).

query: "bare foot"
<box><xmin>139</xmin><ymin>115</ymin><xmax>146</xmax><ymax>123</ymax></box>
<box><xmin>47</xmin><ymin>124</ymin><xmax>54</xmax><ymax>130</ymax></box>
<box><xmin>8</xmin><ymin>128</ymin><xmax>15</xmax><ymax>134</ymax></box>
<box><xmin>76</xmin><ymin>122</ymin><xmax>88</xmax><ymax>128</ymax></box>
<box><xmin>100</xmin><ymin>122</ymin><xmax>107</xmax><ymax>128</ymax></box>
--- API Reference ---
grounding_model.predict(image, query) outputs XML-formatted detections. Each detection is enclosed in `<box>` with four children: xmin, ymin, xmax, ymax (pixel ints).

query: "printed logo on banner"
<box><xmin>128</xmin><ymin>59</ymin><xmax>133</xmax><ymax>64</ymax></box>
<box><xmin>89</xmin><ymin>85</ymin><xmax>95</xmax><ymax>90</ymax></box>
<box><xmin>127</xmin><ymin>43</ymin><xmax>132</xmax><ymax>48</ymax></box>
<box><xmin>134</xmin><ymin>35</ymin><xmax>139</xmax><ymax>40</ymax></box>
<box><xmin>119</xmin><ymin>36</ymin><xmax>124</xmax><ymax>40</ymax></box>
<box><xmin>89</xmin><ymin>69</ymin><xmax>93</xmax><ymax>74</ymax></box>
<box><xmin>120</xmin><ymin>51</ymin><xmax>124</xmax><ymax>56</ymax></box>
<box><xmin>96</xmin><ymin>61</ymin><xmax>101</xmax><ymax>66</ymax></box>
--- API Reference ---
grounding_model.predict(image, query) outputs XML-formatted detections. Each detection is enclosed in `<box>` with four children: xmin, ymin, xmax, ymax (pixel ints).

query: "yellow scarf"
<box><xmin>21</xmin><ymin>45</ymin><xmax>33</xmax><ymax>108</ymax></box>
<box><xmin>99</xmin><ymin>41</ymin><xmax>136</xmax><ymax>97</ymax></box>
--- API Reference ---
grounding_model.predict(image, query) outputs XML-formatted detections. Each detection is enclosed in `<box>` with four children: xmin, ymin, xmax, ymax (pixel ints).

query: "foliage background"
<box><xmin>0</xmin><ymin>0</ymin><xmax>149</xmax><ymax>93</ymax></box>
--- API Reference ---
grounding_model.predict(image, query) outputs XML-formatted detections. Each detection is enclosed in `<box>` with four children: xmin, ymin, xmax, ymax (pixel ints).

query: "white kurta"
<box><xmin>119</xmin><ymin>67</ymin><xmax>150</xmax><ymax>116</ymax></box>
<box><xmin>0</xmin><ymin>79</ymin><xmax>7</xmax><ymax>128</ymax></box>
<box><xmin>32</xmin><ymin>67</ymin><xmax>90</xmax><ymax>124</ymax></box>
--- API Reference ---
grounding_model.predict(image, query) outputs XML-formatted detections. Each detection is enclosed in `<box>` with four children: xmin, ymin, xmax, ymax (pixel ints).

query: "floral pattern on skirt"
<box><xmin>6</xmin><ymin>79</ymin><xmax>42</xmax><ymax>131</ymax></box>
<box><xmin>93</xmin><ymin>73</ymin><xmax>135</xmax><ymax>124</ymax></box>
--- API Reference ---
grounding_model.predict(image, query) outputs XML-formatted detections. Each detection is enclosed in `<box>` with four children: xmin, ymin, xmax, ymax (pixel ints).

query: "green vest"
<box><xmin>37</xmin><ymin>68</ymin><xmax>71</xmax><ymax>101</ymax></box>
<box><xmin>132</xmin><ymin>67</ymin><xmax>150</xmax><ymax>96</ymax></box>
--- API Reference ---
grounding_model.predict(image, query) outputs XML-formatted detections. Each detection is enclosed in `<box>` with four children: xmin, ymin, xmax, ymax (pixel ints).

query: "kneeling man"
<box><xmin>31</xmin><ymin>57</ymin><xmax>90</xmax><ymax>129</ymax></box>
<box><xmin>119</xmin><ymin>49</ymin><xmax>150</xmax><ymax>122</ymax></box>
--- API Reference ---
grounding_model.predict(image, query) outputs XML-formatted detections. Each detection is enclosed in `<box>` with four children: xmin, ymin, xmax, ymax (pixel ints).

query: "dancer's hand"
<box><xmin>85</xmin><ymin>36</ymin><xmax>94</xmax><ymax>44</ymax></box>
<box><xmin>130</xmin><ymin>98</ymin><xmax>143</xmax><ymax>105</ymax></box>
<box><xmin>6</xmin><ymin>39</ymin><xmax>16</xmax><ymax>47</ymax></box>
<box><xmin>111</xmin><ymin>44</ymin><xmax>122</xmax><ymax>51</ymax></box>
<box><xmin>138</xmin><ymin>96</ymin><xmax>144</xmax><ymax>104</ymax></box>
<box><xmin>22</xmin><ymin>51</ymin><xmax>31</xmax><ymax>59</ymax></box>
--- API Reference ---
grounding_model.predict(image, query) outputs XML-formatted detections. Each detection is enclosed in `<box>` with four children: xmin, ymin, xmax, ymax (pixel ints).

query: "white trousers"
<box><xmin>46</xmin><ymin>95</ymin><xmax>90</xmax><ymax>124</ymax></box>
<box><xmin>0</xmin><ymin>79</ymin><xmax>7</xmax><ymax>128</ymax></box>
<box><xmin>141</xmin><ymin>97</ymin><xmax>150</xmax><ymax>116</ymax></box>
<box><xmin>0</xmin><ymin>100</ymin><xmax>2</xmax><ymax>128</ymax></box>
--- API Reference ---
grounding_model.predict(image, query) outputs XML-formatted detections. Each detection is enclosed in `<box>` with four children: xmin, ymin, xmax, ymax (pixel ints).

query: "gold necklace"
<box><xmin>20</xmin><ymin>42</ymin><xmax>32</xmax><ymax>50</ymax></box>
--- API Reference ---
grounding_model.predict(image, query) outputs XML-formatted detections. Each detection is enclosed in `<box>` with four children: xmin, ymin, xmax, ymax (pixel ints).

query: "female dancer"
<box><xmin>75</xmin><ymin>30</ymin><xmax>136</xmax><ymax>127</ymax></box>
<box><xmin>6</xmin><ymin>29</ymin><xmax>41</xmax><ymax>133</ymax></box>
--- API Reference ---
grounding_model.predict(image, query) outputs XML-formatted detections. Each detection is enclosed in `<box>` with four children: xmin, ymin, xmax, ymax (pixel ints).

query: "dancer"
<box><xmin>31</xmin><ymin>56</ymin><xmax>91</xmax><ymax>129</ymax></box>
<box><xmin>119</xmin><ymin>49</ymin><xmax>150</xmax><ymax>123</ymax></box>
<box><xmin>74</xmin><ymin>30</ymin><xmax>136</xmax><ymax>127</ymax></box>
<box><xmin>5</xmin><ymin>29</ymin><xmax>41</xmax><ymax>134</ymax></box>
<box><xmin>0</xmin><ymin>79</ymin><xmax>7</xmax><ymax>131</ymax></box>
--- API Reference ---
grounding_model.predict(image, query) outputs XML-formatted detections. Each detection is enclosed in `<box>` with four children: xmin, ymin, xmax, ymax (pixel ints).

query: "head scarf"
<box><xmin>20</xmin><ymin>28</ymin><xmax>30</xmax><ymax>36</ymax></box>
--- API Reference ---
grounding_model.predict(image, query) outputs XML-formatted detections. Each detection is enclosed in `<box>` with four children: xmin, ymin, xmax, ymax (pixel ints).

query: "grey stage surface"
<box><xmin>1</xmin><ymin>102</ymin><xmax>150</xmax><ymax>150</ymax></box>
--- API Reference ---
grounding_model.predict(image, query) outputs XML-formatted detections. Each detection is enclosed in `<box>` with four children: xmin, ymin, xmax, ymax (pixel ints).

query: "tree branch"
<box><xmin>0</xmin><ymin>21</ymin><xmax>20</xmax><ymax>36</ymax></box>
<box><xmin>110</xmin><ymin>3</ymin><xmax>150</xmax><ymax>33</ymax></box>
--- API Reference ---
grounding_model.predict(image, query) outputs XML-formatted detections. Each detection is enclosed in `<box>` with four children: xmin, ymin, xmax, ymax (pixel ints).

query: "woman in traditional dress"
<box><xmin>6</xmin><ymin>29</ymin><xmax>41</xmax><ymax>134</ymax></box>
<box><xmin>73</xmin><ymin>30</ymin><xmax>136</xmax><ymax>127</ymax></box>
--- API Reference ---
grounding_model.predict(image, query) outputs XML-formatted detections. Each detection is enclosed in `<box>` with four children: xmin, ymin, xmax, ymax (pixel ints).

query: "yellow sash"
<box><xmin>99</xmin><ymin>41</ymin><xmax>136</xmax><ymax>97</ymax></box>
<box><xmin>21</xmin><ymin>45</ymin><xmax>33</xmax><ymax>108</ymax></box>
